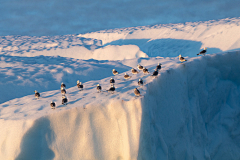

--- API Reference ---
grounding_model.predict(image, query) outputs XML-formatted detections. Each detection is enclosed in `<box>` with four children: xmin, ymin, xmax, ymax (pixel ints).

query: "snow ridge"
<box><xmin>80</xmin><ymin>17</ymin><xmax>240</xmax><ymax>56</ymax></box>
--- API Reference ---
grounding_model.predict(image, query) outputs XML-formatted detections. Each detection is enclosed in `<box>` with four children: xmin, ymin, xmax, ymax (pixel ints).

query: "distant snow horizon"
<box><xmin>1</xmin><ymin>0</ymin><xmax>240</xmax><ymax>36</ymax></box>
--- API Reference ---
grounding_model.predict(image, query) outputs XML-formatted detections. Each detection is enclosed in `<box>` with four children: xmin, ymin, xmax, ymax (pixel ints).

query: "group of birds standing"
<box><xmin>178</xmin><ymin>47</ymin><xmax>207</xmax><ymax>62</ymax></box>
<box><xmin>109</xmin><ymin>63</ymin><xmax>163</xmax><ymax>97</ymax></box>
<box><xmin>34</xmin><ymin>82</ymin><xmax>70</xmax><ymax>109</ymax></box>
<box><xmin>34</xmin><ymin>47</ymin><xmax>207</xmax><ymax>110</ymax></box>
<box><xmin>52</xmin><ymin>81</ymin><xmax>85</xmax><ymax>109</ymax></box>
<box><xmin>50</xmin><ymin>82</ymin><xmax>68</xmax><ymax>109</ymax></box>
<box><xmin>34</xmin><ymin>62</ymin><xmax>162</xmax><ymax>109</ymax></box>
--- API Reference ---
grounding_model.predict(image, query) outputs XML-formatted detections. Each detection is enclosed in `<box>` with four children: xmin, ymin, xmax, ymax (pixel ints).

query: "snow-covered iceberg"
<box><xmin>1</xmin><ymin>51</ymin><xmax>240</xmax><ymax>159</ymax></box>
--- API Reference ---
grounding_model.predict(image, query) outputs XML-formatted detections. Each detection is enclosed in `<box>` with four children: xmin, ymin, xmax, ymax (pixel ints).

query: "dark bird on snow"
<box><xmin>77</xmin><ymin>80</ymin><xmax>83</xmax><ymax>90</ymax></box>
<box><xmin>112</xmin><ymin>69</ymin><xmax>119</xmax><ymax>75</ymax></box>
<box><xmin>134</xmin><ymin>88</ymin><xmax>141</xmax><ymax>96</ymax></box>
<box><xmin>34</xmin><ymin>90</ymin><xmax>40</xmax><ymax>99</ymax></box>
<box><xmin>124</xmin><ymin>73</ymin><xmax>131</xmax><ymax>80</ymax></box>
<box><xmin>61</xmin><ymin>87</ymin><xmax>66</xmax><ymax>95</ymax></box>
<box><xmin>197</xmin><ymin>47</ymin><xmax>207</xmax><ymax>56</ymax></box>
<box><xmin>62</xmin><ymin>96</ymin><xmax>68</xmax><ymax>105</ymax></box>
<box><xmin>61</xmin><ymin>82</ymin><xmax>66</xmax><ymax>89</ymax></box>
<box><xmin>151</xmin><ymin>69</ymin><xmax>158</xmax><ymax>77</ymax></box>
<box><xmin>110</xmin><ymin>78</ymin><xmax>115</xmax><ymax>84</ymax></box>
<box><xmin>156</xmin><ymin>63</ymin><xmax>162</xmax><ymax>71</ymax></box>
<box><xmin>50</xmin><ymin>101</ymin><xmax>56</xmax><ymax>109</ymax></box>
<box><xmin>131</xmin><ymin>68</ymin><xmax>139</xmax><ymax>74</ymax></box>
<box><xmin>178</xmin><ymin>55</ymin><xmax>187</xmax><ymax>63</ymax></box>
<box><xmin>108</xmin><ymin>85</ymin><xmax>115</xmax><ymax>93</ymax></box>
<box><xmin>96</xmin><ymin>84</ymin><xmax>102</xmax><ymax>92</ymax></box>
<box><xmin>137</xmin><ymin>64</ymin><xmax>144</xmax><ymax>70</ymax></box>
<box><xmin>142</xmin><ymin>68</ymin><xmax>149</xmax><ymax>74</ymax></box>
<box><xmin>138</xmin><ymin>79</ymin><xmax>143</xmax><ymax>86</ymax></box>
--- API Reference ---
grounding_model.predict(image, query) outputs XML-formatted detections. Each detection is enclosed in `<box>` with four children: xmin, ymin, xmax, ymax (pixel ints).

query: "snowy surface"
<box><xmin>1</xmin><ymin>51</ymin><xmax>240</xmax><ymax>159</ymax></box>
<box><xmin>1</xmin><ymin>16</ymin><xmax>240</xmax><ymax>159</ymax></box>
<box><xmin>1</xmin><ymin>18</ymin><xmax>240</xmax><ymax>62</ymax></box>
<box><xmin>80</xmin><ymin>17</ymin><xmax>240</xmax><ymax>55</ymax></box>
<box><xmin>0</xmin><ymin>54</ymin><xmax>134</xmax><ymax>104</ymax></box>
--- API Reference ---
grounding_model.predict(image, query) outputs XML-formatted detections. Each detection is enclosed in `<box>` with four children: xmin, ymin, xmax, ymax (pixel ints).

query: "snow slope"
<box><xmin>0</xmin><ymin>54</ymin><xmax>133</xmax><ymax>104</ymax></box>
<box><xmin>0</xmin><ymin>18</ymin><xmax>240</xmax><ymax>60</ymax></box>
<box><xmin>1</xmin><ymin>51</ymin><xmax>240</xmax><ymax>159</ymax></box>
<box><xmin>1</xmin><ymin>18</ymin><xmax>240</xmax><ymax>61</ymax></box>
<box><xmin>1</xmin><ymin>18</ymin><xmax>240</xmax><ymax>159</ymax></box>
<box><xmin>1</xmin><ymin>18</ymin><xmax>240</xmax><ymax>105</ymax></box>
<box><xmin>0</xmin><ymin>35</ymin><xmax>147</xmax><ymax>60</ymax></box>
<box><xmin>80</xmin><ymin>17</ymin><xmax>240</xmax><ymax>57</ymax></box>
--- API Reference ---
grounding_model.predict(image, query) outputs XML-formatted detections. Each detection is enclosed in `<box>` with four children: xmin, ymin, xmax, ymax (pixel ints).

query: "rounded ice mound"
<box><xmin>92</xmin><ymin>45</ymin><xmax>148</xmax><ymax>60</ymax></box>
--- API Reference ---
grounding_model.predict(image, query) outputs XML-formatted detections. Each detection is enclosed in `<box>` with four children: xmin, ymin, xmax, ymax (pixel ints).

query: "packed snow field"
<box><xmin>1</xmin><ymin>18</ymin><xmax>240</xmax><ymax>159</ymax></box>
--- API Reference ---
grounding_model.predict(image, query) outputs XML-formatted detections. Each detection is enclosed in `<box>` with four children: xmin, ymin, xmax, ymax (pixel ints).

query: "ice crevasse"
<box><xmin>1</xmin><ymin>51</ymin><xmax>240</xmax><ymax>160</ymax></box>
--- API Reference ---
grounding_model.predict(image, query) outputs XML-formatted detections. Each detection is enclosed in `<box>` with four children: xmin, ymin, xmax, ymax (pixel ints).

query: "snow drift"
<box><xmin>0</xmin><ymin>35</ymin><xmax>147</xmax><ymax>61</ymax></box>
<box><xmin>80</xmin><ymin>17</ymin><xmax>240</xmax><ymax>57</ymax></box>
<box><xmin>1</xmin><ymin>18</ymin><xmax>240</xmax><ymax>61</ymax></box>
<box><xmin>1</xmin><ymin>51</ymin><xmax>240</xmax><ymax>159</ymax></box>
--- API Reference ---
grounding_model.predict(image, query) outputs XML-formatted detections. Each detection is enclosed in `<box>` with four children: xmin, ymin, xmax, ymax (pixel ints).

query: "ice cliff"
<box><xmin>1</xmin><ymin>51</ymin><xmax>240</xmax><ymax>159</ymax></box>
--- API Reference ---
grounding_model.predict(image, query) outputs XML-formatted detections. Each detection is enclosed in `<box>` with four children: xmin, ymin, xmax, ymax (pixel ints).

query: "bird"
<box><xmin>61</xmin><ymin>82</ymin><xmax>66</xmax><ymax>89</ymax></box>
<box><xmin>151</xmin><ymin>69</ymin><xmax>158</xmax><ymax>77</ymax></box>
<box><xmin>134</xmin><ymin>88</ymin><xmax>141</xmax><ymax>96</ymax></box>
<box><xmin>77</xmin><ymin>80</ymin><xmax>83</xmax><ymax>90</ymax></box>
<box><xmin>137</xmin><ymin>64</ymin><xmax>144</xmax><ymax>70</ymax></box>
<box><xmin>131</xmin><ymin>68</ymin><xmax>139</xmax><ymax>74</ymax></box>
<box><xmin>108</xmin><ymin>85</ymin><xmax>115</xmax><ymax>93</ymax></box>
<box><xmin>50</xmin><ymin>101</ymin><xmax>56</xmax><ymax>109</ymax></box>
<box><xmin>96</xmin><ymin>84</ymin><xmax>102</xmax><ymax>92</ymax></box>
<box><xmin>112</xmin><ymin>69</ymin><xmax>119</xmax><ymax>75</ymax></box>
<box><xmin>110</xmin><ymin>78</ymin><xmax>115</xmax><ymax>84</ymax></box>
<box><xmin>178</xmin><ymin>55</ymin><xmax>187</xmax><ymax>63</ymax></box>
<box><xmin>61</xmin><ymin>87</ymin><xmax>66</xmax><ymax>95</ymax></box>
<box><xmin>197</xmin><ymin>47</ymin><xmax>207</xmax><ymax>56</ymax></box>
<box><xmin>124</xmin><ymin>73</ymin><xmax>131</xmax><ymax>80</ymax></box>
<box><xmin>62</xmin><ymin>96</ymin><xmax>68</xmax><ymax>105</ymax></box>
<box><xmin>34</xmin><ymin>90</ymin><xmax>40</xmax><ymax>99</ymax></box>
<box><xmin>138</xmin><ymin>79</ymin><xmax>143</xmax><ymax>86</ymax></box>
<box><xmin>156</xmin><ymin>63</ymin><xmax>162</xmax><ymax>71</ymax></box>
<box><xmin>142</xmin><ymin>68</ymin><xmax>149</xmax><ymax>74</ymax></box>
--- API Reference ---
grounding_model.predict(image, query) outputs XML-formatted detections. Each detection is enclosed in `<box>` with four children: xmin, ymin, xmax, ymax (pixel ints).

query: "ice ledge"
<box><xmin>1</xmin><ymin>51</ymin><xmax>240</xmax><ymax>159</ymax></box>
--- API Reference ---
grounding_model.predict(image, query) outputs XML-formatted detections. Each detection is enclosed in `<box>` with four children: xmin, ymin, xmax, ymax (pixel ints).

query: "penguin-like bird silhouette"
<box><xmin>50</xmin><ymin>101</ymin><xmax>56</xmax><ymax>109</ymax></box>
<box><xmin>124</xmin><ymin>73</ymin><xmax>131</xmax><ymax>80</ymax></box>
<box><xmin>110</xmin><ymin>78</ymin><xmax>115</xmax><ymax>84</ymax></box>
<box><xmin>112</xmin><ymin>69</ymin><xmax>119</xmax><ymax>75</ymax></box>
<box><xmin>151</xmin><ymin>69</ymin><xmax>158</xmax><ymax>77</ymax></box>
<box><xmin>96</xmin><ymin>84</ymin><xmax>102</xmax><ymax>92</ymax></box>
<box><xmin>131</xmin><ymin>68</ymin><xmax>139</xmax><ymax>74</ymax></box>
<box><xmin>197</xmin><ymin>47</ymin><xmax>207</xmax><ymax>56</ymax></box>
<box><xmin>61</xmin><ymin>82</ymin><xmax>66</xmax><ymax>89</ymax></box>
<box><xmin>108</xmin><ymin>84</ymin><xmax>115</xmax><ymax>93</ymax></box>
<box><xmin>61</xmin><ymin>87</ymin><xmax>66</xmax><ymax>95</ymax></box>
<box><xmin>134</xmin><ymin>88</ymin><xmax>141</xmax><ymax>96</ymax></box>
<box><xmin>138</xmin><ymin>79</ymin><xmax>143</xmax><ymax>86</ymax></box>
<box><xmin>77</xmin><ymin>80</ymin><xmax>83</xmax><ymax>91</ymax></box>
<box><xmin>62</xmin><ymin>96</ymin><xmax>68</xmax><ymax>105</ymax></box>
<box><xmin>34</xmin><ymin>90</ymin><xmax>40</xmax><ymax>99</ymax></box>
<box><xmin>142</xmin><ymin>68</ymin><xmax>149</xmax><ymax>74</ymax></box>
<box><xmin>178</xmin><ymin>55</ymin><xmax>187</xmax><ymax>63</ymax></box>
<box><xmin>156</xmin><ymin>63</ymin><xmax>162</xmax><ymax>71</ymax></box>
<box><xmin>137</xmin><ymin>64</ymin><xmax>144</xmax><ymax>70</ymax></box>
